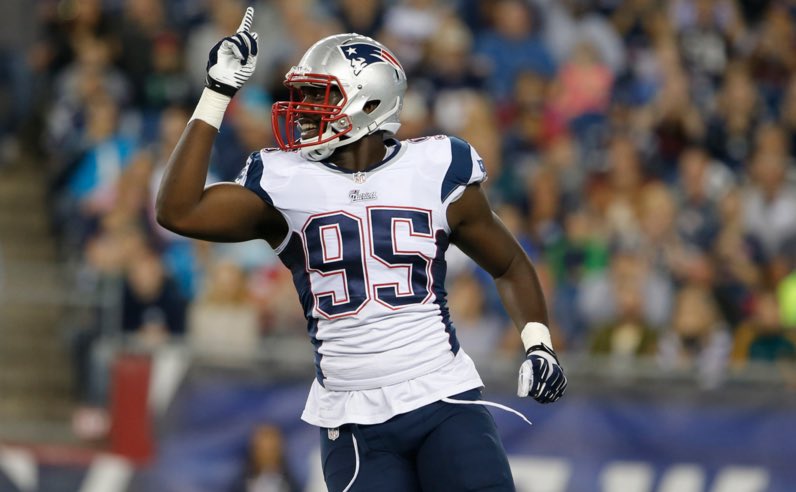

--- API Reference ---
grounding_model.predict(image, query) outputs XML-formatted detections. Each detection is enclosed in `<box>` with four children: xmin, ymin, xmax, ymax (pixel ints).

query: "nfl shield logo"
<box><xmin>328</xmin><ymin>428</ymin><xmax>340</xmax><ymax>441</ymax></box>
<box><xmin>353</xmin><ymin>172</ymin><xmax>366</xmax><ymax>184</ymax></box>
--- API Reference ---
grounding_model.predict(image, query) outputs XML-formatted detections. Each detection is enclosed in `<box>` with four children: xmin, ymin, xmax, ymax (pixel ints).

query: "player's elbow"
<box><xmin>155</xmin><ymin>209</ymin><xmax>177</xmax><ymax>232</ymax></box>
<box><xmin>155</xmin><ymin>203</ymin><xmax>186</xmax><ymax>234</ymax></box>
<box><xmin>155</xmin><ymin>190</ymin><xmax>184</xmax><ymax>229</ymax></box>
<box><xmin>156</xmin><ymin>212</ymin><xmax>197</xmax><ymax>239</ymax></box>
<box><xmin>494</xmin><ymin>249</ymin><xmax>533</xmax><ymax>281</ymax></box>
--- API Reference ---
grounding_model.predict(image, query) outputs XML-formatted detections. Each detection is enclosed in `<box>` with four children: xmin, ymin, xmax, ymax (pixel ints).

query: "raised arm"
<box><xmin>155</xmin><ymin>7</ymin><xmax>286</xmax><ymax>246</ymax></box>
<box><xmin>448</xmin><ymin>184</ymin><xmax>566</xmax><ymax>403</ymax></box>
<box><xmin>156</xmin><ymin>121</ymin><xmax>285</xmax><ymax>244</ymax></box>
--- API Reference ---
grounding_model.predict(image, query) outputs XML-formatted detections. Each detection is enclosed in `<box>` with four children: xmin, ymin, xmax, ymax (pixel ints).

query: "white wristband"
<box><xmin>190</xmin><ymin>88</ymin><xmax>232</xmax><ymax>130</ymax></box>
<box><xmin>520</xmin><ymin>322</ymin><xmax>553</xmax><ymax>353</ymax></box>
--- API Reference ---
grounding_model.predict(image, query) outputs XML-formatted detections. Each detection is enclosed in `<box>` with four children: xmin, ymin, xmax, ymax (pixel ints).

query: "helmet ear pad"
<box><xmin>331</xmin><ymin>99</ymin><xmax>383</xmax><ymax>146</ymax></box>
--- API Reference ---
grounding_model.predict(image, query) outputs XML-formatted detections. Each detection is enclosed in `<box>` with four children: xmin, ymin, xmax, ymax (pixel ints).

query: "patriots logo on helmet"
<box><xmin>339</xmin><ymin>43</ymin><xmax>402</xmax><ymax>76</ymax></box>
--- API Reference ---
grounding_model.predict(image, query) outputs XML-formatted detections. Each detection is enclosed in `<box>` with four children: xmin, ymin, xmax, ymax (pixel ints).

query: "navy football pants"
<box><xmin>320</xmin><ymin>388</ymin><xmax>515</xmax><ymax>491</ymax></box>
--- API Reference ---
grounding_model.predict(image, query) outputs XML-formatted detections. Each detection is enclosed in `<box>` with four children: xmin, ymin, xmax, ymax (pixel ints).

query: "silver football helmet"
<box><xmin>271</xmin><ymin>33</ymin><xmax>407</xmax><ymax>161</ymax></box>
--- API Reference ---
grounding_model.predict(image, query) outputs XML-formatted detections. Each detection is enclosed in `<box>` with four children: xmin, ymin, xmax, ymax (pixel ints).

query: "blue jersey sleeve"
<box><xmin>235</xmin><ymin>151</ymin><xmax>274</xmax><ymax>206</ymax></box>
<box><xmin>440</xmin><ymin>136</ymin><xmax>488</xmax><ymax>203</ymax></box>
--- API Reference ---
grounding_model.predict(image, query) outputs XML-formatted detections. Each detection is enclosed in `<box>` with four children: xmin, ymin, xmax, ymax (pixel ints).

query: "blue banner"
<box><xmin>134</xmin><ymin>376</ymin><xmax>795</xmax><ymax>492</ymax></box>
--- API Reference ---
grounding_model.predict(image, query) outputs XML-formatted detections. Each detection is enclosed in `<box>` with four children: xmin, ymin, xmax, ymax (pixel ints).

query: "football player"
<box><xmin>156</xmin><ymin>7</ymin><xmax>566</xmax><ymax>491</ymax></box>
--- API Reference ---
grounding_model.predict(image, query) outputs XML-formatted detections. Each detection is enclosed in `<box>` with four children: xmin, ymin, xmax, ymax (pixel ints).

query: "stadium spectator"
<box><xmin>138</xmin><ymin>32</ymin><xmax>193</xmax><ymax>115</ymax></box>
<box><xmin>778</xmin><ymin>74</ymin><xmax>796</xmax><ymax>154</ymax></box>
<box><xmin>549</xmin><ymin>41</ymin><xmax>614</xmax><ymax>125</ymax></box>
<box><xmin>121</xmin><ymin>247</ymin><xmax>186</xmax><ymax>345</ymax></box>
<box><xmin>649</xmin><ymin>57</ymin><xmax>705</xmax><ymax>176</ymax></box>
<box><xmin>0</xmin><ymin>0</ymin><xmax>35</xmax><ymax>162</ymax></box>
<box><xmin>383</xmin><ymin>0</ymin><xmax>450</xmax><ymax>77</ymax></box>
<box><xmin>188</xmin><ymin>259</ymin><xmax>260</xmax><ymax>359</ymax></box>
<box><xmin>44</xmin><ymin>34</ymin><xmax>131</xmax><ymax>182</ymax></box>
<box><xmin>673</xmin><ymin>147</ymin><xmax>723</xmax><ymax>255</ymax></box>
<box><xmin>247</xmin><ymin>262</ymin><xmax>306</xmax><ymax>338</ymax></box>
<box><xmin>602</xmin><ymin>135</ymin><xmax>648</xmax><ymax>243</ymax></box>
<box><xmin>473</xmin><ymin>0</ymin><xmax>555</xmax><ymax>102</ymax></box>
<box><xmin>232</xmin><ymin>424</ymin><xmax>299</xmax><ymax>492</ymax></box>
<box><xmin>114</xmin><ymin>0</ymin><xmax>170</xmax><ymax>108</ymax></box>
<box><xmin>589</xmin><ymin>282</ymin><xmax>659</xmax><ymax>361</ymax></box>
<box><xmin>732</xmin><ymin>291</ymin><xmax>796</xmax><ymax>365</ymax></box>
<box><xmin>52</xmin><ymin>93</ymin><xmax>137</xmax><ymax>256</ymax></box>
<box><xmin>540</xmin><ymin>0</ymin><xmax>626</xmax><ymax>75</ymax></box>
<box><xmin>748</xmin><ymin>3</ymin><xmax>796</xmax><ymax>112</ymax></box>
<box><xmin>671</xmin><ymin>0</ymin><xmax>740</xmax><ymax>91</ymax></box>
<box><xmin>332</xmin><ymin>0</ymin><xmax>386</xmax><ymax>40</ymax></box>
<box><xmin>742</xmin><ymin>125</ymin><xmax>796</xmax><ymax>262</ymax></box>
<box><xmin>448</xmin><ymin>270</ymin><xmax>508</xmax><ymax>366</ymax></box>
<box><xmin>705</xmin><ymin>64</ymin><xmax>762</xmax><ymax>171</ymax></box>
<box><xmin>546</xmin><ymin>209</ymin><xmax>609</xmax><ymax>348</ymax></box>
<box><xmin>712</xmin><ymin>188</ymin><xmax>765</xmax><ymax>325</ymax></box>
<box><xmin>658</xmin><ymin>284</ymin><xmax>732</xmax><ymax>388</ymax></box>
<box><xmin>636</xmin><ymin>181</ymin><xmax>682</xmax><ymax>275</ymax></box>
<box><xmin>579</xmin><ymin>244</ymin><xmax>674</xmax><ymax>333</ymax></box>
<box><xmin>414</xmin><ymin>14</ymin><xmax>484</xmax><ymax>95</ymax></box>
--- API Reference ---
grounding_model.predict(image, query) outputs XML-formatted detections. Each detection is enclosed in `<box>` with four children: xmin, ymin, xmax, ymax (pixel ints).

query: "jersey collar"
<box><xmin>319</xmin><ymin>138</ymin><xmax>403</xmax><ymax>174</ymax></box>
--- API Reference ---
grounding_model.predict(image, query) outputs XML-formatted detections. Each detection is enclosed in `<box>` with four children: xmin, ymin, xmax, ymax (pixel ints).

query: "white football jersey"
<box><xmin>237</xmin><ymin>135</ymin><xmax>488</xmax><ymax>427</ymax></box>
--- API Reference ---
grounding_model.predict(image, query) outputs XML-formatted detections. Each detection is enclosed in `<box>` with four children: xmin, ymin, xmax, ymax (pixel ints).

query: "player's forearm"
<box><xmin>155</xmin><ymin>118</ymin><xmax>218</xmax><ymax>231</ymax></box>
<box><xmin>494</xmin><ymin>251</ymin><xmax>549</xmax><ymax>331</ymax></box>
<box><xmin>158</xmin><ymin>7</ymin><xmax>255</xmax><ymax>232</ymax></box>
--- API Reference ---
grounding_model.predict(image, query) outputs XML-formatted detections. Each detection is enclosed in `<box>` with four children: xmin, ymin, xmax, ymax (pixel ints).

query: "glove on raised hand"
<box><xmin>205</xmin><ymin>6</ymin><xmax>259</xmax><ymax>97</ymax></box>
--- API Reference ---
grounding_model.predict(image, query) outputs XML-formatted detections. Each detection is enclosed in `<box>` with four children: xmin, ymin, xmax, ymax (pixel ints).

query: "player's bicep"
<box><xmin>169</xmin><ymin>183</ymin><xmax>286</xmax><ymax>244</ymax></box>
<box><xmin>447</xmin><ymin>184</ymin><xmax>522</xmax><ymax>278</ymax></box>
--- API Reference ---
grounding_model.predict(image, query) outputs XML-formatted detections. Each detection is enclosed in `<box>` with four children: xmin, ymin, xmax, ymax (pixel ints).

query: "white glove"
<box><xmin>205</xmin><ymin>7</ymin><xmax>259</xmax><ymax>97</ymax></box>
<box><xmin>517</xmin><ymin>323</ymin><xmax>567</xmax><ymax>403</ymax></box>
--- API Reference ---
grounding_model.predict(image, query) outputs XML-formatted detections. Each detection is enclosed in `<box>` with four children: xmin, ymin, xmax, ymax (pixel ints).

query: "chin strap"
<box><xmin>301</xmin><ymin>146</ymin><xmax>334</xmax><ymax>161</ymax></box>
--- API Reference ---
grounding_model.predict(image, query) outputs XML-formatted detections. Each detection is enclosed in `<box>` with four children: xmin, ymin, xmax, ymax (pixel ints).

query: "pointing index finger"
<box><xmin>237</xmin><ymin>6</ymin><xmax>254</xmax><ymax>33</ymax></box>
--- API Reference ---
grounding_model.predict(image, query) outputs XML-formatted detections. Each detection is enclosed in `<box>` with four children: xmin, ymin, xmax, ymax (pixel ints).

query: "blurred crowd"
<box><xmin>3</xmin><ymin>0</ymin><xmax>796</xmax><ymax>409</ymax></box>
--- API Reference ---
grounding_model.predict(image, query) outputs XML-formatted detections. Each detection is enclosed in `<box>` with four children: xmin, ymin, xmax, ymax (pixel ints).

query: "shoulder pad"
<box><xmin>440</xmin><ymin>136</ymin><xmax>488</xmax><ymax>203</ymax></box>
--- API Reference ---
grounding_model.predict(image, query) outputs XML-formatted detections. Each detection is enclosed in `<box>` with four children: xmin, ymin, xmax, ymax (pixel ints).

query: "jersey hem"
<box><xmin>300</xmin><ymin>378</ymin><xmax>485</xmax><ymax>428</ymax></box>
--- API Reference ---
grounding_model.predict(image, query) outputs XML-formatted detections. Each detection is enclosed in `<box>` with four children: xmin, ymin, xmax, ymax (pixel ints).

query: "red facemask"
<box><xmin>271</xmin><ymin>73</ymin><xmax>353</xmax><ymax>152</ymax></box>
